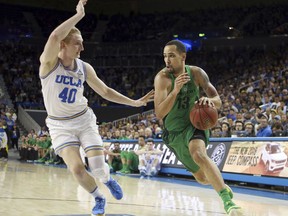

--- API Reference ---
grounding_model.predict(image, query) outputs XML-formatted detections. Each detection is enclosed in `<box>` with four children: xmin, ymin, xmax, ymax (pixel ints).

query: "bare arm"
<box><xmin>154</xmin><ymin>69</ymin><xmax>190</xmax><ymax>119</ymax></box>
<box><xmin>135</xmin><ymin>149</ymin><xmax>147</xmax><ymax>155</ymax></box>
<box><xmin>85</xmin><ymin>63</ymin><xmax>154</xmax><ymax>107</ymax></box>
<box><xmin>149</xmin><ymin>149</ymin><xmax>163</xmax><ymax>155</ymax></box>
<box><xmin>39</xmin><ymin>0</ymin><xmax>87</xmax><ymax>77</ymax></box>
<box><xmin>192</xmin><ymin>66</ymin><xmax>222</xmax><ymax>109</ymax></box>
<box><xmin>135</xmin><ymin>149</ymin><xmax>163</xmax><ymax>156</ymax></box>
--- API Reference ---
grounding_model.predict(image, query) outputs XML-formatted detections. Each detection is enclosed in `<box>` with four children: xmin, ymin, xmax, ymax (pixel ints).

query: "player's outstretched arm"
<box><xmin>151</xmin><ymin>149</ymin><xmax>163</xmax><ymax>155</ymax></box>
<box><xmin>39</xmin><ymin>0</ymin><xmax>88</xmax><ymax>76</ymax></box>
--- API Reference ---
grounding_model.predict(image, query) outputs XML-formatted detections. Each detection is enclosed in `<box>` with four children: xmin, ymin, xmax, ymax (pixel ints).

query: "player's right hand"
<box><xmin>134</xmin><ymin>90</ymin><xmax>154</xmax><ymax>107</ymax></box>
<box><xmin>196</xmin><ymin>97</ymin><xmax>215</xmax><ymax>107</ymax></box>
<box><xmin>174</xmin><ymin>73</ymin><xmax>190</xmax><ymax>94</ymax></box>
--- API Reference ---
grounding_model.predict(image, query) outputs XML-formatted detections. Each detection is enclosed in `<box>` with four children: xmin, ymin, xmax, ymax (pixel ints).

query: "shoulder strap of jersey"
<box><xmin>76</xmin><ymin>58</ymin><xmax>87</xmax><ymax>81</ymax></box>
<box><xmin>168</xmin><ymin>72</ymin><xmax>175</xmax><ymax>93</ymax></box>
<box><xmin>185</xmin><ymin>65</ymin><xmax>191</xmax><ymax>77</ymax></box>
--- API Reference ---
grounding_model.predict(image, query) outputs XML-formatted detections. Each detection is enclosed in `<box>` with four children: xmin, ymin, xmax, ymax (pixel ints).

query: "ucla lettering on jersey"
<box><xmin>40</xmin><ymin>58</ymin><xmax>88</xmax><ymax>119</ymax></box>
<box><xmin>55</xmin><ymin>75</ymin><xmax>82</xmax><ymax>88</ymax></box>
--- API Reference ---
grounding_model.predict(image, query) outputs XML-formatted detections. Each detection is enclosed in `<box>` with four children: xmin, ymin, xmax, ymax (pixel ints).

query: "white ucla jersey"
<box><xmin>40</xmin><ymin>58</ymin><xmax>88</xmax><ymax>119</ymax></box>
<box><xmin>0</xmin><ymin>128</ymin><xmax>8</xmax><ymax>148</ymax></box>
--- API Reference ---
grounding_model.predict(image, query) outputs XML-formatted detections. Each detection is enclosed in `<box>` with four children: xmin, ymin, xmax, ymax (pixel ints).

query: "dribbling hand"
<box><xmin>196</xmin><ymin>97</ymin><xmax>215</xmax><ymax>107</ymax></box>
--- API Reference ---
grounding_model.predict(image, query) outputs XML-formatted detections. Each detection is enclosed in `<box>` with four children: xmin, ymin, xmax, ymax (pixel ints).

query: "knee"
<box><xmin>192</xmin><ymin>150</ymin><xmax>208</xmax><ymax>165</ymax></box>
<box><xmin>69</xmin><ymin>163</ymin><xmax>86</xmax><ymax>178</ymax></box>
<box><xmin>91</xmin><ymin>164</ymin><xmax>109</xmax><ymax>182</ymax></box>
<box><xmin>91</xmin><ymin>167</ymin><xmax>105</xmax><ymax>178</ymax></box>
<box><xmin>126</xmin><ymin>152</ymin><xmax>133</xmax><ymax>160</ymax></box>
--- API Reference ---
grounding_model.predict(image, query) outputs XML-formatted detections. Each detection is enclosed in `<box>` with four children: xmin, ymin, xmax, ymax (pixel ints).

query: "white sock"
<box><xmin>90</xmin><ymin>186</ymin><xmax>104</xmax><ymax>198</ymax></box>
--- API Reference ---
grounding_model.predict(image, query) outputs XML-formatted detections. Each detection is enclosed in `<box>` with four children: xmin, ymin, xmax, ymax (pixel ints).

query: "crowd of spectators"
<box><xmin>0</xmin><ymin>100</ymin><xmax>63</xmax><ymax>164</ymax></box>
<box><xmin>0</xmin><ymin>105</ymin><xmax>19</xmax><ymax>147</ymax></box>
<box><xmin>102</xmin><ymin>5</ymin><xmax>288</xmax><ymax>42</ymax></box>
<box><xmin>0</xmin><ymin>40</ymin><xmax>44</xmax><ymax>110</ymax></box>
<box><xmin>1</xmin><ymin>3</ymin><xmax>288</xmax><ymax>41</ymax></box>
<box><xmin>1</xmin><ymin>40</ymin><xmax>287</xmax><ymax>110</ymax></box>
<box><xmin>33</xmin><ymin>7</ymin><xmax>98</xmax><ymax>39</ymax></box>
<box><xmin>0</xmin><ymin>4</ymin><xmax>32</xmax><ymax>40</ymax></box>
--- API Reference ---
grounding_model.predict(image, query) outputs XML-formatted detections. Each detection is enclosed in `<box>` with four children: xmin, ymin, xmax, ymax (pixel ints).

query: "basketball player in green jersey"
<box><xmin>119</xmin><ymin>135</ymin><xmax>146</xmax><ymax>174</ymax></box>
<box><xmin>154</xmin><ymin>40</ymin><xmax>242</xmax><ymax>215</ymax></box>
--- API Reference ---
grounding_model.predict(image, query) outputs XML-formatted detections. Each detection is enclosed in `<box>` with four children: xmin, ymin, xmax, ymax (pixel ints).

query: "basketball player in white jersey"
<box><xmin>39</xmin><ymin>1</ymin><xmax>154</xmax><ymax>215</ymax></box>
<box><xmin>136</xmin><ymin>139</ymin><xmax>163</xmax><ymax>178</ymax></box>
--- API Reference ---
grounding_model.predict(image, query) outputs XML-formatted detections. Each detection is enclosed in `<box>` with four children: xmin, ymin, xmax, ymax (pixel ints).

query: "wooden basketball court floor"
<box><xmin>0</xmin><ymin>153</ymin><xmax>287</xmax><ymax>216</ymax></box>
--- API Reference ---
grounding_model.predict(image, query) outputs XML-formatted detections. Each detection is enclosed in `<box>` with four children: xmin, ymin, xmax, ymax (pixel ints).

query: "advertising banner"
<box><xmin>222</xmin><ymin>141</ymin><xmax>288</xmax><ymax>178</ymax></box>
<box><xmin>206</xmin><ymin>142</ymin><xmax>232</xmax><ymax>170</ymax></box>
<box><xmin>105</xmin><ymin>141</ymin><xmax>184</xmax><ymax>168</ymax></box>
<box><xmin>105</xmin><ymin>141</ymin><xmax>233</xmax><ymax>170</ymax></box>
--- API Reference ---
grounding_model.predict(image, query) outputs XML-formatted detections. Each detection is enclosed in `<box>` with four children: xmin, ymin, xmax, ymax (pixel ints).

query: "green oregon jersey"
<box><xmin>42</xmin><ymin>139</ymin><xmax>52</xmax><ymax>149</ymax></box>
<box><xmin>162</xmin><ymin>65</ymin><xmax>209</xmax><ymax>173</ymax></box>
<box><xmin>28</xmin><ymin>137</ymin><xmax>37</xmax><ymax>146</ymax></box>
<box><xmin>164</xmin><ymin>65</ymin><xmax>199</xmax><ymax>131</ymax></box>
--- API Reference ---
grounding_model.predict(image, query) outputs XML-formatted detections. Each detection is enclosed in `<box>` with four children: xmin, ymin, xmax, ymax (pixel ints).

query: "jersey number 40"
<box><xmin>59</xmin><ymin>87</ymin><xmax>77</xmax><ymax>103</ymax></box>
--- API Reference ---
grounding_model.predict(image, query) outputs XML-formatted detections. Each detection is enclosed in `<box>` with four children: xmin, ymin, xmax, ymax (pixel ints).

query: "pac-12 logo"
<box><xmin>211</xmin><ymin>143</ymin><xmax>226</xmax><ymax>166</ymax></box>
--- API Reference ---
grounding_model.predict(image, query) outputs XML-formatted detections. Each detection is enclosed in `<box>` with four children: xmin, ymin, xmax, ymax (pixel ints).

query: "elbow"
<box><xmin>99</xmin><ymin>87</ymin><xmax>110</xmax><ymax>99</ymax></box>
<box><xmin>217</xmin><ymin>99</ymin><xmax>222</xmax><ymax>110</ymax></box>
<box><xmin>49</xmin><ymin>31</ymin><xmax>60</xmax><ymax>42</ymax></box>
<box><xmin>155</xmin><ymin>110</ymin><xmax>164</xmax><ymax>120</ymax></box>
<box><xmin>214</xmin><ymin>96</ymin><xmax>222</xmax><ymax>110</ymax></box>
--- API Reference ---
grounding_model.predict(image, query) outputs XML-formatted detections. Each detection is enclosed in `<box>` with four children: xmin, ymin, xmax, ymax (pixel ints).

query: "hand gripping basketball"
<box><xmin>190</xmin><ymin>103</ymin><xmax>218</xmax><ymax>130</ymax></box>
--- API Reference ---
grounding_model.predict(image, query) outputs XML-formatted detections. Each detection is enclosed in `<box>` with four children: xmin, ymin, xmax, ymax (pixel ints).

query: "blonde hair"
<box><xmin>63</xmin><ymin>27</ymin><xmax>81</xmax><ymax>43</ymax></box>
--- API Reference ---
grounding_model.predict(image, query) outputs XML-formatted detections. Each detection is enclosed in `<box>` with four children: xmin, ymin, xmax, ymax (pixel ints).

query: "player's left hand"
<box><xmin>134</xmin><ymin>90</ymin><xmax>154</xmax><ymax>107</ymax></box>
<box><xmin>80</xmin><ymin>0</ymin><xmax>88</xmax><ymax>6</ymax></box>
<box><xmin>76</xmin><ymin>0</ymin><xmax>88</xmax><ymax>16</ymax></box>
<box><xmin>196</xmin><ymin>97</ymin><xmax>215</xmax><ymax>107</ymax></box>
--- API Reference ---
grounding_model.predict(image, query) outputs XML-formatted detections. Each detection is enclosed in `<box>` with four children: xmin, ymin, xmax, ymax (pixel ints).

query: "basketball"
<box><xmin>190</xmin><ymin>103</ymin><xmax>218</xmax><ymax>130</ymax></box>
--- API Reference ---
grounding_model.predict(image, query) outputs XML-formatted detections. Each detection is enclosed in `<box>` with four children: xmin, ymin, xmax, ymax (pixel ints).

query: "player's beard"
<box><xmin>168</xmin><ymin>66</ymin><xmax>182</xmax><ymax>75</ymax></box>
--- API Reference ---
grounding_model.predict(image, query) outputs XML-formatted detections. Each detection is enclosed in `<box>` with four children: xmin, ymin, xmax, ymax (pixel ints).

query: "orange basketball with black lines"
<box><xmin>190</xmin><ymin>103</ymin><xmax>218</xmax><ymax>130</ymax></box>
